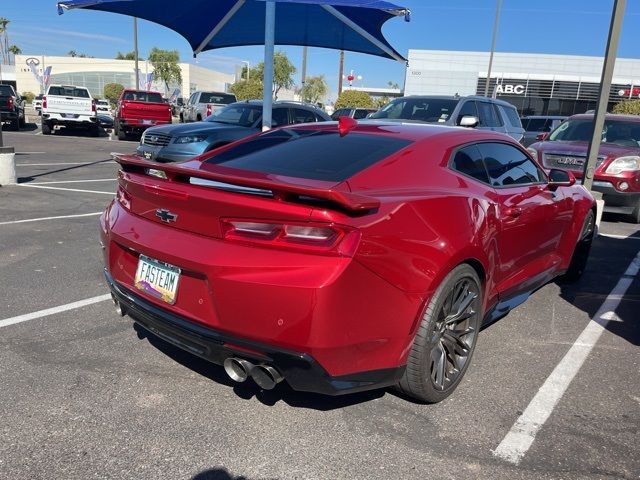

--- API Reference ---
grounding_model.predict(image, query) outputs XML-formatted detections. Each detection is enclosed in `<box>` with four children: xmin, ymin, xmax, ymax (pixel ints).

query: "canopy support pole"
<box><xmin>262</xmin><ymin>0</ymin><xmax>276</xmax><ymax>131</ymax></box>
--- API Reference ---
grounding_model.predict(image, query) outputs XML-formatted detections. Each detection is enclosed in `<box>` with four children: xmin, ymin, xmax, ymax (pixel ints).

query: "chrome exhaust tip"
<box><xmin>251</xmin><ymin>365</ymin><xmax>284</xmax><ymax>390</ymax></box>
<box><xmin>223</xmin><ymin>358</ymin><xmax>253</xmax><ymax>383</ymax></box>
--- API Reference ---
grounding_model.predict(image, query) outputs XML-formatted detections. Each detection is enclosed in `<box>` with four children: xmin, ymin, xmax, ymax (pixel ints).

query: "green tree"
<box><xmin>334</xmin><ymin>90</ymin><xmax>373</xmax><ymax>110</ymax></box>
<box><xmin>300</xmin><ymin>75</ymin><xmax>328</xmax><ymax>104</ymax></box>
<box><xmin>253</xmin><ymin>51</ymin><xmax>296</xmax><ymax>99</ymax></box>
<box><xmin>230</xmin><ymin>79</ymin><xmax>263</xmax><ymax>101</ymax></box>
<box><xmin>68</xmin><ymin>50</ymin><xmax>77</xmax><ymax>57</ymax></box>
<box><xmin>104</xmin><ymin>83</ymin><xmax>125</xmax><ymax>106</ymax></box>
<box><xmin>116</xmin><ymin>51</ymin><xmax>143</xmax><ymax>60</ymax></box>
<box><xmin>613</xmin><ymin>100</ymin><xmax>640</xmax><ymax>115</ymax></box>
<box><xmin>21</xmin><ymin>91</ymin><xmax>35</xmax><ymax>103</ymax></box>
<box><xmin>148</xmin><ymin>47</ymin><xmax>182</xmax><ymax>93</ymax></box>
<box><xmin>8</xmin><ymin>45</ymin><xmax>21</xmax><ymax>55</ymax></box>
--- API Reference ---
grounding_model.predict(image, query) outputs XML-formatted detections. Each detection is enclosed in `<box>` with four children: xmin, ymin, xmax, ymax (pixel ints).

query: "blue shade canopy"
<box><xmin>57</xmin><ymin>0</ymin><xmax>410</xmax><ymax>61</ymax></box>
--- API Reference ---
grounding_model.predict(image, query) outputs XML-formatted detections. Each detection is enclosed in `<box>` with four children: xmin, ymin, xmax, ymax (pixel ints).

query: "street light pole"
<box><xmin>301</xmin><ymin>46</ymin><xmax>308</xmax><ymax>86</ymax></box>
<box><xmin>241</xmin><ymin>60</ymin><xmax>250</xmax><ymax>81</ymax></box>
<box><xmin>582</xmin><ymin>0</ymin><xmax>626</xmax><ymax>191</ymax></box>
<box><xmin>484</xmin><ymin>0</ymin><xmax>502</xmax><ymax>97</ymax></box>
<box><xmin>262</xmin><ymin>0</ymin><xmax>276</xmax><ymax>131</ymax></box>
<box><xmin>133</xmin><ymin>17</ymin><xmax>139</xmax><ymax>89</ymax></box>
<box><xmin>338</xmin><ymin>50</ymin><xmax>344</xmax><ymax>96</ymax></box>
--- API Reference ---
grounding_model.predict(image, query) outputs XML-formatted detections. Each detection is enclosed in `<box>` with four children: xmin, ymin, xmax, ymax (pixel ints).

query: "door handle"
<box><xmin>504</xmin><ymin>207</ymin><xmax>523</xmax><ymax>218</ymax></box>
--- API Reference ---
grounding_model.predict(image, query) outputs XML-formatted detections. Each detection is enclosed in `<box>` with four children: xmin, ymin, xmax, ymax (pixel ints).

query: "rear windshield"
<box><xmin>200</xmin><ymin>92</ymin><xmax>236</xmax><ymax>104</ymax></box>
<box><xmin>204</xmin><ymin>129</ymin><xmax>412</xmax><ymax>182</ymax></box>
<box><xmin>549</xmin><ymin>118</ymin><xmax>640</xmax><ymax>146</ymax></box>
<box><xmin>0</xmin><ymin>84</ymin><xmax>15</xmax><ymax>96</ymax></box>
<box><xmin>370</xmin><ymin>97</ymin><xmax>458</xmax><ymax>123</ymax></box>
<box><xmin>48</xmin><ymin>86</ymin><xmax>90</xmax><ymax>98</ymax></box>
<box><xmin>123</xmin><ymin>91</ymin><xmax>164</xmax><ymax>103</ymax></box>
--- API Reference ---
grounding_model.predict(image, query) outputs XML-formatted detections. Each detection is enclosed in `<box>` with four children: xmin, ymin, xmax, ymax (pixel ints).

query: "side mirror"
<box><xmin>548</xmin><ymin>169</ymin><xmax>576</xmax><ymax>189</ymax></box>
<box><xmin>536</xmin><ymin>132</ymin><xmax>549</xmax><ymax>141</ymax></box>
<box><xmin>459</xmin><ymin>115</ymin><xmax>479</xmax><ymax>128</ymax></box>
<box><xmin>21</xmin><ymin>95</ymin><xmax>27</xmax><ymax>101</ymax></box>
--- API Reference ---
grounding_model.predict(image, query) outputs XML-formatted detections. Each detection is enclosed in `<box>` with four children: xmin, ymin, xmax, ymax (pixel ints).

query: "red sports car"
<box><xmin>101</xmin><ymin>119</ymin><xmax>595</xmax><ymax>403</ymax></box>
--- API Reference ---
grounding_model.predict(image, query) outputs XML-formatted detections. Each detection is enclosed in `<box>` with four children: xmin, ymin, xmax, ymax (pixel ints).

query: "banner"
<box><xmin>145</xmin><ymin>72</ymin><xmax>154</xmax><ymax>91</ymax></box>
<box><xmin>43</xmin><ymin>66</ymin><xmax>52</xmax><ymax>89</ymax></box>
<box><xmin>27</xmin><ymin>60</ymin><xmax>42</xmax><ymax>85</ymax></box>
<box><xmin>168</xmin><ymin>88</ymin><xmax>180</xmax><ymax>103</ymax></box>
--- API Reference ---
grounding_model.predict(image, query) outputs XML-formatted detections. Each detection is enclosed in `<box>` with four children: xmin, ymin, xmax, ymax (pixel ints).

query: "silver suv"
<box><xmin>369</xmin><ymin>95</ymin><xmax>524</xmax><ymax>142</ymax></box>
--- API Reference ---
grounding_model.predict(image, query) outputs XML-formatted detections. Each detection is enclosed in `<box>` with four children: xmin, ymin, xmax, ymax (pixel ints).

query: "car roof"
<box><xmin>566</xmin><ymin>113</ymin><xmax>640</xmax><ymax>122</ymax></box>
<box><xmin>522</xmin><ymin>115</ymin><xmax>567</xmax><ymax>119</ymax></box>
<box><xmin>289</xmin><ymin>119</ymin><xmax>517</xmax><ymax>143</ymax></box>
<box><xmin>396</xmin><ymin>95</ymin><xmax>517</xmax><ymax>108</ymax></box>
<box><xmin>233</xmin><ymin>100</ymin><xmax>325</xmax><ymax>111</ymax></box>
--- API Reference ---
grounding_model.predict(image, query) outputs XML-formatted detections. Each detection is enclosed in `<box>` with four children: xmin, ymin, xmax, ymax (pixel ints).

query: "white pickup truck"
<box><xmin>41</xmin><ymin>84</ymin><xmax>98</xmax><ymax>135</ymax></box>
<box><xmin>181</xmin><ymin>91</ymin><xmax>236</xmax><ymax>123</ymax></box>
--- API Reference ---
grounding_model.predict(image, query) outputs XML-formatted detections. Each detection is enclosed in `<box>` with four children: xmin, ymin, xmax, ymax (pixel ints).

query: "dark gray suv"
<box><xmin>369</xmin><ymin>95</ymin><xmax>524</xmax><ymax>142</ymax></box>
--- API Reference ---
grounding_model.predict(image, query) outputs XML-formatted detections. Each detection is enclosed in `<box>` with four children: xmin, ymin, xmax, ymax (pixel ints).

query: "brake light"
<box><xmin>42</xmin><ymin>96</ymin><xmax>47</xmax><ymax>108</ymax></box>
<box><xmin>206</xmin><ymin>104</ymin><xmax>212</xmax><ymax>117</ymax></box>
<box><xmin>7</xmin><ymin>97</ymin><xmax>14</xmax><ymax>110</ymax></box>
<box><xmin>220</xmin><ymin>219</ymin><xmax>360</xmax><ymax>256</ymax></box>
<box><xmin>92</xmin><ymin>99</ymin><xmax>97</xmax><ymax>113</ymax></box>
<box><xmin>117</xmin><ymin>186</ymin><xmax>131</xmax><ymax>210</ymax></box>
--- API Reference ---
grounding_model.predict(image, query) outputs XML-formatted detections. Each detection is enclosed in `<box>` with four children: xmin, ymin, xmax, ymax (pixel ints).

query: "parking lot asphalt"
<box><xmin>0</xmin><ymin>128</ymin><xmax>638</xmax><ymax>480</ymax></box>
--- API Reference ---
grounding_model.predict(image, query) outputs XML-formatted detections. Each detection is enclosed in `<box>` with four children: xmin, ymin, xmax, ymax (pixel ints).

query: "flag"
<box><xmin>145</xmin><ymin>72</ymin><xmax>154</xmax><ymax>91</ymax></box>
<box><xmin>28</xmin><ymin>61</ymin><xmax>42</xmax><ymax>85</ymax></box>
<box><xmin>43</xmin><ymin>66</ymin><xmax>52</xmax><ymax>88</ymax></box>
<box><xmin>169</xmin><ymin>88</ymin><xmax>180</xmax><ymax>103</ymax></box>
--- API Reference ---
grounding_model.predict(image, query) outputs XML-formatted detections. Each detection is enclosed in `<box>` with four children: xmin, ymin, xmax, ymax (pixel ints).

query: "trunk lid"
<box><xmin>121</xmin><ymin>100</ymin><xmax>171</xmax><ymax>123</ymax></box>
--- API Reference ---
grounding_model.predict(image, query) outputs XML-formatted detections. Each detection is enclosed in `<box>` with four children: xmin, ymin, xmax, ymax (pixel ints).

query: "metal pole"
<box><xmin>134</xmin><ymin>17</ymin><xmax>139</xmax><ymax>89</ymax></box>
<box><xmin>484</xmin><ymin>0</ymin><xmax>502</xmax><ymax>97</ymax></box>
<box><xmin>301</xmin><ymin>46</ymin><xmax>308</xmax><ymax>86</ymax></box>
<box><xmin>262</xmin><ymin>0</ymin><xmax>276</xmax><ymax>131</ymax></box>
<box><xmin>0</xmin><ymin>61</ymin><xmax>3</xmax><ymax>147</ymax></box>
<box><xmin>41</xmin><ymin>55</ymin><xmax>46</xmax><ymax>94</ymax></box>
<box><xmin>338</xmin><ymin>50</ymin><xmax>344</xmax><ymax>96</ymax></box>
<box><xmin>582</xmin><ymin>0</ymin><xmax>626</xmax><ymax>191</ymax></box>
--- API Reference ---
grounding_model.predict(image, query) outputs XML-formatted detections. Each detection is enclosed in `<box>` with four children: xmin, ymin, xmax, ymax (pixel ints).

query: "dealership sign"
<box><xmin>495</xmin><ymin>84</ymin><xmax>525</xmax><ymax>95</ymax></box>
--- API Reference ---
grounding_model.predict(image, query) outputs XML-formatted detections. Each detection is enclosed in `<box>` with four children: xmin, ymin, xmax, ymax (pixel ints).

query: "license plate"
<box><xmin>142</xmin><ymin>119</ymin><xmax>154</xmax><ymax>125</ymax></box>
<box><xmin>134</xmin><ymin>255</ymin><xmax>180</xmax><ymax>304</ymax></box>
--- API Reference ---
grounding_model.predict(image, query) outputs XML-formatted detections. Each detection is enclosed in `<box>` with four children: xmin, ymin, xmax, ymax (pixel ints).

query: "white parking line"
<box><xmin>19</xmin><ymin>184</ymin><xmax>114</xmax><ymax>195</ymax></box>
<box><xmin>28</xmin><ymin>179</ymin><xmax>116</xmax><ymax>185</ymax></box>
<box><xmin>16</xmin><ymin>151</ymin><xmax>46</xmax><ymax>154</ymax></box>
<box><xmin>0</xmin><ymin>294</ymin><xmax>112</xmax><ymax>329</ymax></box>
<box><xmin>15</xmin><ymin>161</ymin><xmax>115</xmax><ymax>166</ymax></box>
<box><xmin>0</xmin><ymin>212</ymin><xmax>102</xmax><ymax>225</ymax></box>
<box><xmin>599</xmin><ymin>233</ymin><xmax>640</xmax><ymax>241</ymax></box>
<box><xmin>493</xmin><ymin>250</ymin><xmax>640</xmax><ymax>464</ymax></box>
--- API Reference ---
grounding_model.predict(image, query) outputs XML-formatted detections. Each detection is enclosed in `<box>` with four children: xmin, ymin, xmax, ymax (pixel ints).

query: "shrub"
<box><xmin>21</xmin><ymin>91</ymin><xmax>35</xmax><ymax>103</ymax></box>
<box><xmin>334</xmin><ymin>90</ymin><xmax>373</xmax><ymax>110</ymax></box>
<box><xmin>230</xmin><ymin>79</ymin><xmax>263</xmax><ymax>101</ymax></box>
<box><xmin>612</xmin><ymin>100</ymin><xmax>640</xmax><ymax>115</ymax></box>
<box><xmin>104</xmin><ymin>83</ymin><xmax>125</xmax><ymax>106</ymax></box>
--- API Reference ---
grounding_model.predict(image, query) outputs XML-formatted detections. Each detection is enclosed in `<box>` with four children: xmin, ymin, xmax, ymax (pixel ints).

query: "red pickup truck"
<box><xmin>114</xmin><ymin>89</ymin><xmax>172</xmax><ymax>140</ymax></box>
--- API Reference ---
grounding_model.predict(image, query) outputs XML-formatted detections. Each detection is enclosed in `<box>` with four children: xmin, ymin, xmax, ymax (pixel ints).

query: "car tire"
<box><xmin>197</xmin><ymin>114</ymin><xmax>202</xmax><ymax>122</ymax></box>
<box><xmin>9</xmin><ymin>117</ymin><xmax>20</xmax><ymax>131</ymax></box>
<box><xmin>396</xmin><ymin>264</ymin><xmax>482</xmax><ymax>403</ymax></box>
<box><xmin>90</xmin><ymin>125</ymin><xmax>100</xmax><ymax>137</ymax></box>
<box><xmin>631</xmin><ymin>201</ymin><xmax>640</xmax><ymax>224</ymax></box>
<box><xmin>561</xmin><ymin>209</ymin><xmax>596</xmax><ymax>282</ymax></box>
<box><xmin>19</xmin><ymin>115</ymin><xmax>26</xmax><ymax>128</ymax></box>
<box><xmin>117</xmin><ymin>126</ymin><xmax>127</xmax><ymax>141</ymax></box>
<box><xmin>41</xmin><ymin>122</ymin><xmax>52</xmax><ymax>135</ymax></box>
<box><xmin>179</xmin><ymin>113</ymin><xmax>184</xmax><ymax>123</ymax></box>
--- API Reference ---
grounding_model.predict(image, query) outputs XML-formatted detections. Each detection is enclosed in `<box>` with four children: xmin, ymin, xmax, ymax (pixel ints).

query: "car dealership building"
<box><xmin>404</xmin><ymin>50</ymin><xmax>640</xmax><ymax>116</ymax></box>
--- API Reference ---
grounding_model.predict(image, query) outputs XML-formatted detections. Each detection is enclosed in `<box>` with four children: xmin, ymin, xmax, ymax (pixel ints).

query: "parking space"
<box><xmin>0</xmin><ymin>131</ymin><xmax>638</xmax><ymax>480</ymax></box>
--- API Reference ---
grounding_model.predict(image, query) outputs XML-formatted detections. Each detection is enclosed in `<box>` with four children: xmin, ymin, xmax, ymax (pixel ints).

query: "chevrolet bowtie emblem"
<box><xmin>156</xmin><ymin>209</ymin><xmax>178</xmax><ymax>223</ymax></box>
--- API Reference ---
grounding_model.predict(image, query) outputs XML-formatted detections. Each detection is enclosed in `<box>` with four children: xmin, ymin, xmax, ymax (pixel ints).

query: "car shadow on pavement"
<box><xmin>17</xmin><ymin>158</ymin><xmax>116</xmax><ymax>183</ymax></box>
<box><xmin>558</xmin><ymin>233</ymin><xmax>640</xmax><ymax>347</ymax></box>
<box><xmin>191</xmin><ymin>468</ymin><xmax>267</xmax><ymax>480</ymax></box>
<box><xmin>134</xmin><ymin>323</ymin><xmax>385</xmax><ymax>410</ymax></box>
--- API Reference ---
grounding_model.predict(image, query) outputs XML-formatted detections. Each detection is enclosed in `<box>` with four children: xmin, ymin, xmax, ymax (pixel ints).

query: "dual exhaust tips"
<box><xmin>223</xmin><ymin>357</ymin><xmax>284</xmax><ymax>390</ymax></box>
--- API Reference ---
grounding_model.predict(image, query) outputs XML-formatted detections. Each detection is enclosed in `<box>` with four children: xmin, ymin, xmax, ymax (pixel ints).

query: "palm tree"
<box><xmin>0</xmin><ymin>17</ymin><xmax>10</xmax><ymax>64</ymax></box>
<box><xmin>8</xmin><ymin>45</ymin><xmax>21</xmax><ymax>55</ymax></box>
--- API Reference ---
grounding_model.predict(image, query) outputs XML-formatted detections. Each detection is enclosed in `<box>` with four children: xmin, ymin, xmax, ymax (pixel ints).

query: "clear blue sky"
<box><xmin>4</xmin><ymin>0</ymin><xmax>640</xmax><ymax>99</ymax></box>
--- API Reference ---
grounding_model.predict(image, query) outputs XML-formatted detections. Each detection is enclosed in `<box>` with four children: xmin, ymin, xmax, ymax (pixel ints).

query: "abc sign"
<box><xmin>495</xmin><ymin>84</ymin><xmax>525</xmax><ymax>95</ymax></box>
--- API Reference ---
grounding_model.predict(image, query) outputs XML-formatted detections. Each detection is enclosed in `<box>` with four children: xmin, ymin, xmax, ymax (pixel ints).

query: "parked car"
<box><xmin>97</xmin><ymin>114</ymin><xmax>114</xmax><ymax>130</ymax></box>
<box><xmin>520</xmin><ymin>115</ymin><xmax>566</xmax><ymax>147</ymax></box>
<box><xmin>369</xmin><ymin>95</ymin><xmax>525</xmax><ymax>142</ymax></box>
<box><xmin>41</xmin><ymin>84</ymin><xmax>97</xmax><ymax>136</ymax></box>
<box><xmin>114</xmin><ymin>89</ymin><xmax>172</xmax><ymax>140</ymax></box>
<box><xmin>137</xmin><ymin>100</ymin><xmax>330</xmax><ymax>162</ymax></box>
<box><xmin>171</xmin><ymin>97</ymin><xmax>184</xmax><ymax>117</ymax></box>
<box><xmin>96</xmin><ymin>99</ymin><xmax>112</xmax><ymax>115</ymax></box>
<box><xmin>181</xmin><ymin>91</ymin><xmax>237</xmax><ymax>123</ymax></box>
<box><xmin>331</xmin><ymin>107</ymin><xmax>377</xmax><ymax>120</ymax></box>
<box><xmin>32</xmin><ymin>93</ymin><xmax>44</xmax><ymax>113</ymax></box>
<box><xmin>528</xmin><ymin>113</ymin><xmax>640</xmax><ymax>223</ymax></box>
<box><xmin>104</xmin><ymin>120</ymin><xmax>595</xmax><ymax>403</ymax></box>
<box><xmin>0</xmin><ymin>84</ymin><xmax>25</xmax><ymax>130</ymax></box>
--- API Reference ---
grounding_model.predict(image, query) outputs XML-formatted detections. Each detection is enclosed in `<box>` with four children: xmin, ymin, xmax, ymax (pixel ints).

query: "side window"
<box><xmin>478</xmin><ymin>142</ymin><xmax>545</xmax><ymax>187</ymax></box>
<box><xmin>456</xmin><ymin>101</ymin><xmax>478</xmax><ymax>125</ymax></box>
<box><xmin>353</xmin><ymin>109</ymin><xmax>369</xmax><ymax>120</ymax></box>
<box><xmin>492</xmin><ymin>105</ymin><xmax>504</xmax><ymax>126</ymax></box>
<box><xmin>477</xmin><ymin>102</ymin><xmax>500</xmax><ymax>127</ymax></box>
<box><xmin>331</xmin><ymin>109</ymin><xmax>346</xmax><ymax>120</ymax></box>
<box><xmin>188</xmin><ymin>93</ymin><xmax>196</xmax><ymax>105</ymax></box>
<box><xmin>271</xmin><ymin>107</ymin><xmax>290</xmax><ymax>127</ymax></box>
<box><xmin>291</xmin><ymin>108</ymin><xmax>317</xmax><ymax>124</ymax></box>
<box><xmin>314</xmin><ymin>112</ymin><xmax>328</xmax><ymax>122</ymax></box>
<box><xmin>451</xmin><ymin>144</ymin><xmax>490</xmax><ymax>184</ymax></box>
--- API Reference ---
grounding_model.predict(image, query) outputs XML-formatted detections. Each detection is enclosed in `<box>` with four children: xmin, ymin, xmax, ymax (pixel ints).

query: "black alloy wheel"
<box><xmin>397</xmin><ymin>264</ymin><xmax>482</xmax><ymax>403</ymax></box>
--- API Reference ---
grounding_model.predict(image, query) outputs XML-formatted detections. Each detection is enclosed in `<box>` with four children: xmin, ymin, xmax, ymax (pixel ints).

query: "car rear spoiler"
<box><xmin>113</xmin><ymin>154</ymin><xmax>380</xmax><ymax>212</ymax></box>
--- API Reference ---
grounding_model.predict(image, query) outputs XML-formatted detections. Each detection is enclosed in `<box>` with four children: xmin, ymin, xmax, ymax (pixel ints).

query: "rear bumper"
<box><xmin>105</xmin><ymin>270</ymin><xmax>404</xmax><ymax>395</ymax></box>
<box><xmin>43</xmin><ymin>112</ymin><xmax>97</xmax><ymax>125</ymax></box>
<box><xmin>0</xmin><ymin>110</ymin><xmax>19</xmax><ymax>121</ymax></box>
<box><xmin>119</xmin><ymin>119</ymin><xmax>172</xmax><ymax>132</ymax></box>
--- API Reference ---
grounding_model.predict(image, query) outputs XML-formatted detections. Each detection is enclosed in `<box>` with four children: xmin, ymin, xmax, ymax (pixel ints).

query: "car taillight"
<box><xmin>206</xmin><ymin>104</ymin><xmax>212</xmax><ymax>117</ymax></box>
<box><xmin>92</xmin><ymin>99</ymin><xmax>97</xmax><ymax>113</ymax></box>
<box><xmin>117</xmin><ymin>186</ymin><xmax>131</xmax><ymax>210</ymax></box>
<box><xmin>220</xmin><ymin>219</ymin><xmax>360</xmax><ymax>256</ymax></box>
<box><xmin>42</xmin><ymin>96</ymin><xmax>47</xmax><ymax>108</ymax></box>
<box><xmin>7</xmin><ymin>97</ymin><xmax>14</xmax><ymax>110</ymax></box>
